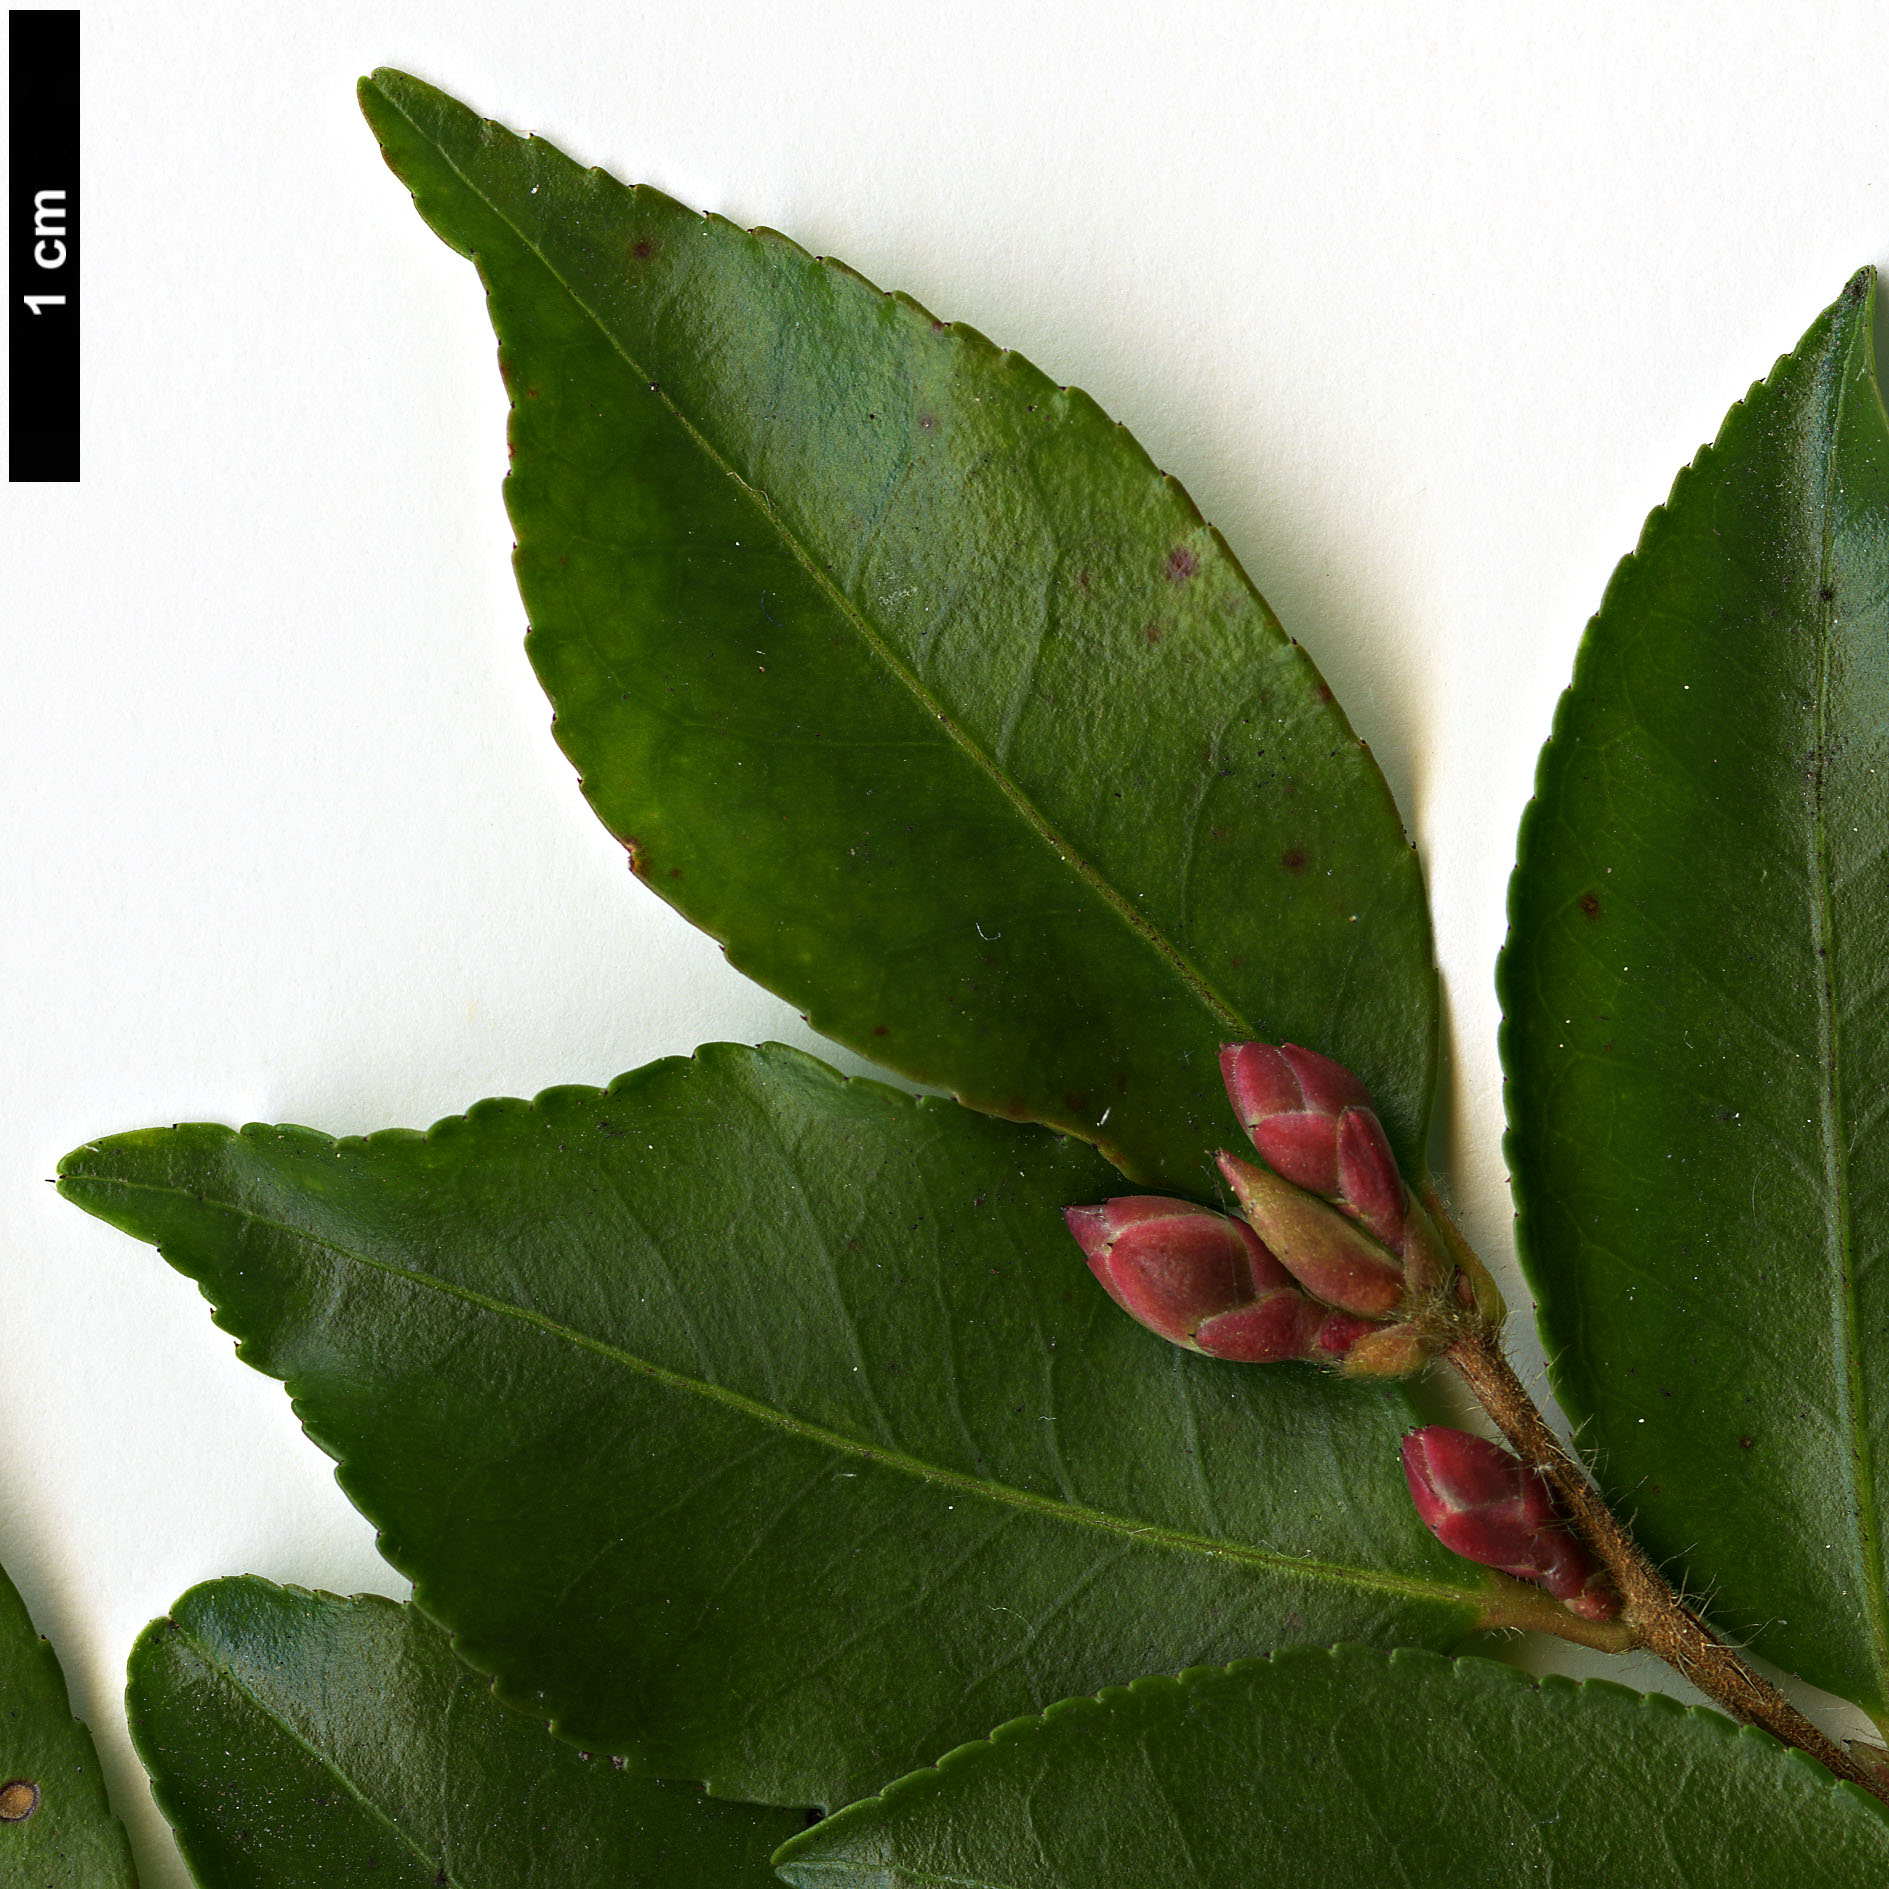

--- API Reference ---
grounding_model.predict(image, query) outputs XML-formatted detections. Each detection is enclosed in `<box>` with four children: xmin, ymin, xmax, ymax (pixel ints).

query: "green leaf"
<box><xmin>61</xmin><ymin>1044</ymin><xmax>1508</xmax><ymax>1810</ymax></box>
<box><xmin>126</xmin><ymin>1577</ymin><xmax>802</xmax><ymax>1887</ymax></box>
<box><xmin>0</xmin><ymin>1556</ymin><xmax>137</xmax><ymax>1886</ymax></box>
<box><xmin>1500</xmin><ymin>270</ymin><xmax>1889</xmax><ymax>1714</ymax></box>
<box><xmin>356</xmin><ymin>68</ymin><xmax>1438</xmax><ymax>1194</ymax></box>
<box><xmin>773</xmin><ymin>1647</ymin><xmax>1889</xmax><ymax>1888</ymax></box>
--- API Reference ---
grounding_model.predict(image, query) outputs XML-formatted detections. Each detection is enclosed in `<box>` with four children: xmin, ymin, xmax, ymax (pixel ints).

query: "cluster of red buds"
<box><xmin>1063</xmin><ymin>1041</ymin><xmax>1611</xmax><ymax>1618</ymax></box>
<box><xmin>1065</xmin><ymin>1042</ymin><xmax>1499</xmax><ymax>1379</ymax></box>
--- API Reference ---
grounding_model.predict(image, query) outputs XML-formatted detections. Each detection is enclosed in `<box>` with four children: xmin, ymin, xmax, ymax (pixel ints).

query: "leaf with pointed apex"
<box><xmin>61</xmin><ymin>1044</ymin><xmax>1517</xmax><ymax>1811</ymax></box>
<box><xmin>127</xmin><ymin>1577</ymin><xmax>802</xmax><ymax>1887</ymax></box>
<box><xmin>773</xmin><ymin>1647</ymin><xmax>1889</xmax><ymax>1888</ymax></box>
<box><xmin>0</xmin><ymin>1557</ymin><xmax>137</xmax><ymax>1886</ymax></box>
<box><xmin>1501</xmin><ymin>270</ymin><xmax>1889</xmax><ymax>1715</ymax></box>
<box><xmin>355</xmin><ymin>68</ymin><xmax>1438</xmax><ymax>1195</ymax></box>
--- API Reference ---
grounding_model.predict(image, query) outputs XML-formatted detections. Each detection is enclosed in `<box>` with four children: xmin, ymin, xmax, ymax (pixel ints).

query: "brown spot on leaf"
<box><xmin>874</xmin><ymin>1025</ymin><xmax>889</xmax><ymax>1037</ymax></box>
<box><xmin>624</xmin><ymin>840</ymin><xmax>647</xmax><ymax>876</ymax></box>
<box><xmin>1740</xmin><ymin>1435</ymin><xmax>1755</xmax><ymax>1449</ymax></box>
<box><xmin>1165</xmin><ymin>547</ymin><xmax>1198</xmax><ymax>581</ymax></box>
<box><xmin>0</xmin><ymin>1781</ymin><xmax>39</xmax><ymax>1823</ymax></box>
<box><xmin>633</xmin><ymin>238</ymin><xmax>655</xmax><ymax>260</ymax></box>
<box><xmin>1143</xmin><ymin>622</ymin><xmax>1162</xmax><ymax>644</ymax></box>
<box><xmin>919</xmin><ymin>414</ymin><xmax>938</xmax><ymax>433</ymax></box>
<box><xmin>1579</xmin><ymin>892</ymin><xmax>1602</xmax><ymax>919</ymax></box>
<box><xmin>1281</xmin><ymin>847</ymin><xmax>1307</xmax><ymax>873</ymax></box>
<box><xmin>1315</xmin><ymin>682</ymin><xmax>1334</xmax><ymax>703</ymax></box>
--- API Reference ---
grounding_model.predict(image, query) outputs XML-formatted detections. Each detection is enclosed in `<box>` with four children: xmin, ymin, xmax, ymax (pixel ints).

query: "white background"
<box><xmin>5</xmin><ymin>3</ymin><xmax>1887</xmax><ymax>1877</ymax></box>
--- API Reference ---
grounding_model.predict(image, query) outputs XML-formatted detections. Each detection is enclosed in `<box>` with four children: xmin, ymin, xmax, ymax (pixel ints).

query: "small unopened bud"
<box><xmin>1064</xmin><ymin>1196</ymin><xmax>1363</xmax><ymax>1365</ymax></box>
<box><xmin>1221</xmin><ymin>1040</ymin><xmax>1500</xmax><ymax>1317</ymax></box>
<box><xmin>1215</xmin><ymin>1152</ymin><xmax>1406</xmax><ymax>1318</ymax></box>
<box><xmin>1401</xmin><ymin>1427</ymin><xmax>1618</xmax><ymax>1621</ymax></box>
<box><xmin>1338</xmin><ymin>1322</ymin><xmax>1431</xmax><ymax>1379</ymax></box>
<box><xmin>1220</xmin><ymin>1042</ymin><xmax>1401</xmax><ymax>1237</ymax></box>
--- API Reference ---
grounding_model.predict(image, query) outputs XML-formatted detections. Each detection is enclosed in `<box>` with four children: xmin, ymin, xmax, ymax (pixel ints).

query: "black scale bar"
<box><xmin>10</xmin><ymin>9</ymin><xmax>79</xmax><ymax>482</ymax></box>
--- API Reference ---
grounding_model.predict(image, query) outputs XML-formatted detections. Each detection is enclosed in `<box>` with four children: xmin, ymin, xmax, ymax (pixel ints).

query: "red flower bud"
<box><xmin>1220</xmin><ymin>1041</ymin><xmax>1411</xmax><ymax>1252</ymax></box>
<box><xmin>1219</xmin><ymin>1040</ymin><xmax>1493</xmax><ymax>1321</ymax></box>
<box><xmin>1215</xmin><ymin>1152</ymin><xmax>1406</xmax><ymax>1319</ymax></box>
<box><xmin>1220</xmin><ymin>1042</ymin><xmax>1365</xmax><ymax>1192</ymax></box>
<box><xmin>1063</xmin><ymin>1196</ymin><xmax>1361</xmax><ymax>1365</ymax></box>
<box><xmin>1401</xmin><ymin>1427</ymin><xmax>1618</xmax><ymax>1621</ymax></box>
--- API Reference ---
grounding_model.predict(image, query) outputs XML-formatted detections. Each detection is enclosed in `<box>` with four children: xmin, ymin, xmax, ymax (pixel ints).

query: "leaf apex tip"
<box><xmin>356</xmin><ymin>69</ymin><xmax>395</xmax><ymax>113</ymax></box>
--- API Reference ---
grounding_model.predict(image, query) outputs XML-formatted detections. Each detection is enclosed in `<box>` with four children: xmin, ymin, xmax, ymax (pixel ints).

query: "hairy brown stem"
<box><xmin>1440</xmin><ymin>1311</ymin><xmax>1888</xmax><ymax>1804</ymax></box>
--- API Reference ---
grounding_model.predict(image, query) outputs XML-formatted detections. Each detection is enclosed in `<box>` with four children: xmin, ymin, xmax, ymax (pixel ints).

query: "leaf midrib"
<box><xmin>1806</xmin><ymin>316</ymin><xmax>1889</xmax><ymax>1708</ymax></box>
<box><xmin>785</xmin><ymin>1867</ymin><xmax>1007</xmax><ymax>1889</ymax></box>
<box><xmin>74</xmin><ymin>1168</ymin><xmax>1484</xmax><ymax>1615</ymax></box>
<box><xmin>168</xmin><ymin>1623</ymin><xmax>468</xmax><ymax>1888</ymax></box>
<box><xmin>373</xmin><ymin>79</ymin><xmax>1254</xmax><ymax>1047</ymax></box>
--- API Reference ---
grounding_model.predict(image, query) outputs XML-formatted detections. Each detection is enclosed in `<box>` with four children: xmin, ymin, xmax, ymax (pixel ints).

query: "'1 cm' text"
<box><xmin>23</xmin><ymin>189</ymin><xmax>67</xmax><ymax>314</ymax></box>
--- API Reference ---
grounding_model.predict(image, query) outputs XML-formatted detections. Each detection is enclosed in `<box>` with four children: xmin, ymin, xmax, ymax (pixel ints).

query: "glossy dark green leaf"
<box><xmin>126</xmin><ymin>1577</ymin><xmax>801</xmax><ymax>1887</ymax></box>
<box><xmin>0</xmin><ymin>1556</ymin><xmax>137</xmax><ymax>1886</ymax></box>
<box><xmin>774</xmin><ymin>1646</ymin><xmax>1889</xmax><ymax>1888</ymax></box>
<box><xmin>1501</xmin><ymin>270</ymin><xmax>1889</xmax><ymax>1714</ymax></box>
<box><xmin>61</xmin><ymin>1045</ymin><xmax>1515</xmax><ymax>1811</ymax></box>
<box><xmin>356</xmin><ymin>69</ymin><xmax>1438</xmax><ymax>1194</ymax></box>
